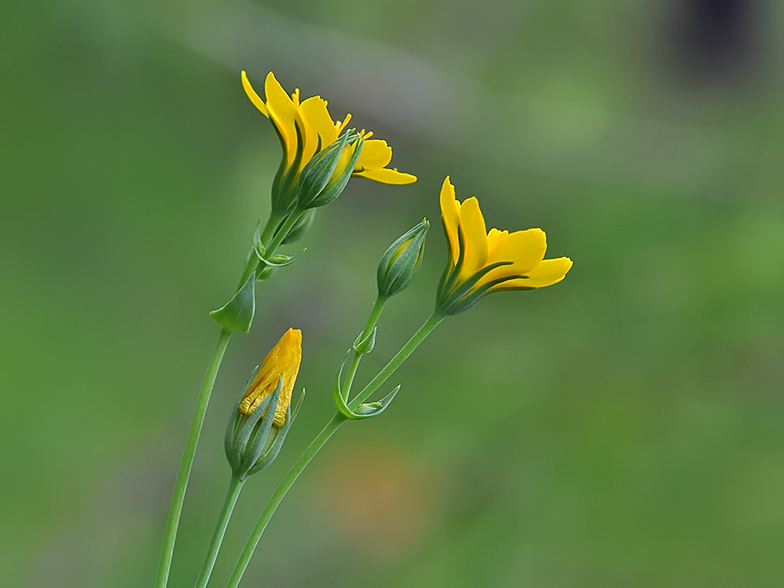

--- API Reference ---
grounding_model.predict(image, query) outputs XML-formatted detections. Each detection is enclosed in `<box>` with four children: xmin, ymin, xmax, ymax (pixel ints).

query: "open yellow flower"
<box><xmin>242</xmin><ymin>71</ymin><xmax>416</xmax><ymax>188</ymax></box>
<box><xmin>437</xmin><ymin>177</ymin><xmax>572</xmax><ymax>314</ymax></box>
<box><xmin>239</xmin><ymin>328</ymin><xmax>302</xmax><ymax>427</ymax></box>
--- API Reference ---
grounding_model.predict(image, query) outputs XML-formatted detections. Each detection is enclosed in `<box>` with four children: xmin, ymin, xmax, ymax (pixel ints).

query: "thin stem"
<box><xmin>342</xmin><ymin>295</ymin><xmax>388</xmax><ymax>398</ymax></box>
<box><xmin>259</xmin><ymin>211</ymin><xmax>284</xmax><ymax>246</ymax></box>
<box><xmin>237</xmin><ymin>212</ymin><xmax>284</xmax><ymax>287</ymax></box>
<box><xmin>240</xmin><ymin>210</ymin><xmax>304</xmax><ymax>286</ymax></box>
<box><xmin>156</xmin><ymin>329</ymin><xmax>233</xmax><ymax>588</ymax></box>
<box><xmin>194</xmin><ymin>475</ymin><xmax>247</xmax><ymax>588</ymax></box>
<box><xmin>349</xmin><ymin>311</ymin><xmax>444</xmax><ymax>410</ymax></box>
<box><xmin>225</xmin><ymin>414</ymin><xmax>346</xmax><ymax>588</ymax></box>
<box><xmin>265</xmin><ymin>209</ymin><xmax>303</xmax><ymax>256</ymax></box>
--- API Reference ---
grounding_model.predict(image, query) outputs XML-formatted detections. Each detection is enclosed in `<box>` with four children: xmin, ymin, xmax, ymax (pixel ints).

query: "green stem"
<box><xmin>239</xmin><ymin>210</ymin><xmax>304</xmax><ymax>285</ymax></box>
<box><xmin>194</xmin><ymin>475</ymin><xmax>247</xmax><ymax>588</ymax></box>
<box><xmin>225</xmin><ymin>414</ymin><xmax>346</xmax><ymax>588</ymax></box>
<box><xmin>237</xmin><ymin>212</ymin><xmax>284</xmax><ymax>286</ymax></box>
<box><xmin>156</xmin><ymin>329</ymin><xmax>233</xmax><ymax>588</ymax></box>
<box><xmin>342</xmin><ymin>295</ymin><xmax>388</xmax><ymax>397</ymax></box>
<box><xmin>265</xmin><ymin>209</ymin><xmax>303</xmax><ymax>255</ymax></box>
<box><xmin>259</xmin><ymin>211</ymin><xmax>284</xmax><ymax>246</ymax></box>
<box><xmin>349</xmin><ymin>311</ymin><xmax>444</xmax><ymax>410</ymax></box>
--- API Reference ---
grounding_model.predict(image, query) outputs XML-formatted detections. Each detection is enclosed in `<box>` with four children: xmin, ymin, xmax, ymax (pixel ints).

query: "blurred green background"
<box><xmin>3</xmin><ymin>0</ymin><xmax>784</xmax><ymax>586</ymax></box>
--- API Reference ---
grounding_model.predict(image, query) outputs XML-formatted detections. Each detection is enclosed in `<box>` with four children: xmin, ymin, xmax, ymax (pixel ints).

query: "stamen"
<box><xmin>337</xmin><ymin>113</ymin><xmax>352</xmax><ymax>133</ymax></box>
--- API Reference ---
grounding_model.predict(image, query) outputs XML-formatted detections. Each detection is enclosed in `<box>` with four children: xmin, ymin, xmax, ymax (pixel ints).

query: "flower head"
<box><xmin>242</xmin><ymin>71</ymin><xmax>415</xmax><ymax>211</ymax></box>
<box><xmin>436</xmin><ymin>177</ymin><xmax>573</xmax><ymax>315</ymax></box>
<box><xmin>239</xmin><ymin>328</ymin><xmax>302</xmax><ymax>427</ymax></box>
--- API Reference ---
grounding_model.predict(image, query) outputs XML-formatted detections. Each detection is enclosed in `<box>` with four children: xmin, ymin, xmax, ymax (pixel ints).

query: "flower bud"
<box><xmin>225</xmin><ymin>328</ymin><xmax>305</xmax><ymax>477</ymax></box>
<box><xmin>376</xmin><ymin>219</ymin><xmax>429</xmax><ymax>298</ymax></box>
<box><xmin>296</xmin><ymin>131</ymin><xmax>363</xmax><ymax>210</ymax></box>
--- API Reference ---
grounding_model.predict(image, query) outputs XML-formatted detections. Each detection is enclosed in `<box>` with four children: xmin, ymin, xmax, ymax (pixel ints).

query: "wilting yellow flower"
<box><xmin>437</xmin><ymin>177</ymin><xmax>572</xmax><ymax>314</ymax></box>
<box><xmin>239</xmin><ymin>328</ymin><xmax>302</xmax><ymax>427</ymax></box>
<box><xmin>242</xmin><ymin>71</ymin><xmax>416</xmax><ymax>186</ymax></box>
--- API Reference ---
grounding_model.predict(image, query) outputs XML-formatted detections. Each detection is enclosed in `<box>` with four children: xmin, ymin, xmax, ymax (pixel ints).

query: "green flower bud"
<box><xmin>376</xmin><ymin>219</ymin><xmax>429</xmax><ymax>298</ymax></box>
<box><xmin>296</xmin><ymin>130</ymin><xmax>363</xmax><ymax>210</ymax></box>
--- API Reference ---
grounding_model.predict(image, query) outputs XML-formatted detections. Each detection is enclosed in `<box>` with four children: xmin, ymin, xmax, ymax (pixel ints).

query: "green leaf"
<box><xmin>210</xmin><ymin>272</ymin><xmax>256</xmax><ymax>333</ymax></box>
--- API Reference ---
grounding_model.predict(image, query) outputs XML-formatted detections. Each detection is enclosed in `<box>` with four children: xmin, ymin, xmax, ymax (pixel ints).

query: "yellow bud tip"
<box><xmin>239</xmin><ymin>328</ymin><xmax>302</xmax><ymax>427</ymax></box>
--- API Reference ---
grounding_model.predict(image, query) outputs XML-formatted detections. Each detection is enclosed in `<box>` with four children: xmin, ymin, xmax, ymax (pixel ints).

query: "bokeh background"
<box><xmin>3</xmin><ymin>0</ymin><xmax>784</xmax><ymax>586</ymax></box>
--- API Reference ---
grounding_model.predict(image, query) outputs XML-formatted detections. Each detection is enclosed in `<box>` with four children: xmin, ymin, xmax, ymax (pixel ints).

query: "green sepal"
<box><xmin>210</xmin><ymin>271</ymin><xmax>256</xmax><ymax>333</ymax></box>
<box><xmin>353</xmin><ymin>327</ymin><xmax>377</xmax><ymax>355</ymax></box>
<box><xmin>224</xmin><ymin>365</ymin><xmax>260</xmax><ymax>468</ymax></box>
<box><xmin>254</xmin><ymin>248</ymin><xmax>306</xmax><ymax>268</ymax></box>
<box><xmin>332</xmin><ymin>350</ymin><xmax>351</xmax><ymax>404</ymax></box>
<box><xmin>352</xmin><ymin>385</ymin><xmax>401</xmax><ymax>418</ymax></box>
<box><xmin>237</xmin><ymin>382</ymin><xmax>281</xmax><ymax>476</ymax></box>
<box><xmin>436</xmin><ymin>220</ymin><xmax>467</xmax><ymax>307</ymax></box>
<box><xmin>270</xmin><ymin>121</ymin><xmax>305</xmax><ymax>216</ymax></box>
<box><xmin>252</xmin><ymin>217</ymin><xmax>263</xmax><ymax>250</ymax></box>
<box><xmin>230</xmin><ymin>379</ymin><xmax>280</xmax><ymax>475</ymax></box>
<box><xmin>282</xmin><ymin>209</ymin><xmax>317</xmax><ymax>244</ymax></box>
<box><xmin>247</xmin><ymin>388</ymin><xmax>305</xmax><ymax>476</ymax></box>
<box><xmin>224</xmin><ymin>396</ymin><xmax>244</xmax><ymax>470</ymax></box>
<box><xmin>437</xmin><ymin>261</ymin><xmax>509</xmax><ymax>315</ymax></box>
<box><xmin>333</xmin><ymin>350</ymin><xmax>401</xmax><ymax>419</ymax></box>
<box><xmin>257</xmin><ymin>266</ymin><xmax>277</xmax><ymax>281</ymax></box>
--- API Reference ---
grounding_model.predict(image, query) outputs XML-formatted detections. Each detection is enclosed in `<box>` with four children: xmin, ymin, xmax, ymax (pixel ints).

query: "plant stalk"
<box><xmin>194</xmin><ymin>475</ymin><xmax>247</xmax><ymax>588</ymax></box>
<box><xmin>155</xmin><ymin>329</ymin><xmax>233</xmax><ymax>588</ymax></box>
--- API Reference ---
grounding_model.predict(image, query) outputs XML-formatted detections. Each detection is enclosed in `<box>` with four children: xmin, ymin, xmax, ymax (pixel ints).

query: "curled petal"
<box><xmin>486</xmin><ymin>228</ymin><xmax>507</xmax><ymax>252</ymax></box>
<box><xmin>264</xmin><ymin>72</ymin><xmax>302</xmax><ymax>167</ymax></box>
<box><xmin>481</xmin><ymin>228</ymin><xmax>547</xmax><ymax>285</ymax></box>
<box><xmin>458</xmin><ymin>197</ymin><xmax>488</xmax><ymax>278</ymax></box>
<box><xmin>353</xmin><ymin>167</ymin><xmax>417</xmax><ymax>184</ymax></box>
<box><xmin>299</xmin><ymin>96</ymin><xmax>339</xmax><ymax>163</ymax></box>
<box><xmin>494</xmin><ymin>257</ymin><xmax>573</xmax><ymax>290</ymax></box>
<box><xmin>241</xmin><ymin>71</ymin><xmax>269</xmax><ymax>117</ymax></box>
<box><xmin>355</xmin><ymin>139</ymin><xmax>393</xmax><ymax>169</ymax></box>
<box><xmin>439</xmin><ymin>177</ymin><xmax>460</xmax><ymax>265</ymax></box>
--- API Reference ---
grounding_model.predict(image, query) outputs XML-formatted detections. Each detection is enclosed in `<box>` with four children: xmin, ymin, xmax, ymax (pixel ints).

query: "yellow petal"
<box><xmin>264</xmin><ymin>72</ymin><xmax>301</xmax><ymax>167</ymax></box>
<box><xmin>241</xmin><ymin>71</ymin><xmax>269</xmax><ymax>117</ymax></box>
<box><xmin>486</xmin><ymin>228</ymin><xmax>507</xmax><ymax>252</ymax></box>
<box><xmin>439</xmin><ymin>177</ymin><xmax>460</xmax><ymax>265</ymax></box>
<box><xmin>458</xmin><ymin>197</ymin><xmax>488</xmax><ymax>277</ymax></box>
<box><xmin>355</xmin><ymin>139</ymin><xmax>392</xmax><ymax>170</ymax></box>
<box><xmin>299</xmin><ymin>96</ymin><xmax>339</xmax><ymax>164</ymax></box>
<box><xmin>352</xmin><ymin>167</ymin><xmax>417</xmax><ymax>184</ymax></box>
<box><xmin>494</xmin><ymin>257</ymin><xmax>573</xmax><ymax>290</ymax></box>
<box><xmin>239</xmin><ymin>328</ymin><xmax>302</xmax><ymax>427</ymax></box>
<box><xmin>481</xmin><ymin>228</ymin><xmax>547</xmax><ymax>285</ymax></box>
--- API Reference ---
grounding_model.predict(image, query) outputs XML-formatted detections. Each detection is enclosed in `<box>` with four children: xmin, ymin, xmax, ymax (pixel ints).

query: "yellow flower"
<box><xmin>242</xmin><ymin>71</ymin><xmax>416</xmax><ymax>186</ymax></box>
<box><xmin>239</xmin><ymin>328</ymin><xmax>302</xmax><ymax>427</ymax></box>
<box><xmin>437</xmin><ymin>177</ymin><xmax>572</xmax><ymax>314</ymax></box>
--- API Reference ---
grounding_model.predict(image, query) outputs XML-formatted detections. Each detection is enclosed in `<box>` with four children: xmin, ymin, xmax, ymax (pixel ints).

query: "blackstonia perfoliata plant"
<box><xmin>154</xmin><ymin>71</ymin><xmax>572</xmax><ymax>588</ymax></box>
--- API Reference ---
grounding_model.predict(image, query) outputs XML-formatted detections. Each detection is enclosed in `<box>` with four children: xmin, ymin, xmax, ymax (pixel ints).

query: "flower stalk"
<box><xmin>193</xmin><ymin>475</ymin><xmax>246</xmax><ymax>588</ymax></box>
<box><xmin>155</xmin><ymin>329</ymin><xmax>233</xmax><ymax>588</ymax></box>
